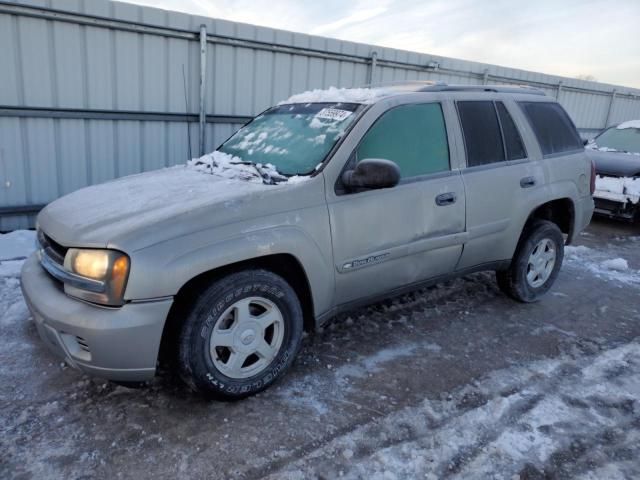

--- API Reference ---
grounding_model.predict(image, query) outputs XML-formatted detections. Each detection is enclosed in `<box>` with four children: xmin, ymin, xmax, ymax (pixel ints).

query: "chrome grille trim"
<box><xmin>37</xmin><ymin>230</ymin><xmax>107</xmax><ymax>294</ymax></box>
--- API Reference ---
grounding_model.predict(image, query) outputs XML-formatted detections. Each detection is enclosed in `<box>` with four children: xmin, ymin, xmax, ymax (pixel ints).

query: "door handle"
<box><xmin>435</xmin><ymin>192</ymin><xmax>457</xmax><ymax>206</ymax></box>
<box><xmin>520</xmin><ymin>176</ymin><xmax>536</xmax><ymax>188</ymax></box>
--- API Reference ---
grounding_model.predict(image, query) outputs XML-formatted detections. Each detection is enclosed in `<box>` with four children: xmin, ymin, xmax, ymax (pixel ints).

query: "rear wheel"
<box><xmin>496</xmin><ymin>220</ymin><xmax>564</xmax><ymax>303</ymax></box>
<box><xmin>178</xmin><ymin>269</ymin><xmax>303</xmax><ymax>399</ymax></box>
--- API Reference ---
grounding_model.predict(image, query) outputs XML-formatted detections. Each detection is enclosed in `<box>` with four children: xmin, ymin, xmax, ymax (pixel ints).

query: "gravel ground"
<box><xmin>1</xmin><ymin>217</ymin><xmax>640</xmax><ymax>480</ymax></box>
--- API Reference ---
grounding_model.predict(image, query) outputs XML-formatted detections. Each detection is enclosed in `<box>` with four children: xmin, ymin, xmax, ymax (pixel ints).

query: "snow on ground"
<box><xmin>268</xmin><ymin>341</ymin><xmax>640</xmax><ymax>480</ymax></box>
<box><xmin>0</xmin><ymin>232</ymin><xmax>34</xmax><ymax>332</ymax></box>
<box><xmin>0</xmin><ymin>230</ymin><xmax>36</xmax><ymax>261</ymax></box>
<box><xmin>2</xmin><ymin>224</ymin><xmax>640</xmax><ymax>479</ymax></box>
<box><xmin>280</xmin><ymin>86</ymin><xmax>391</xmax><ymax>105</ymax></box>
<box><xmin>565</xmin><ymin>245</ymin><xmax>640</xmax><ymax>285</ymax></box>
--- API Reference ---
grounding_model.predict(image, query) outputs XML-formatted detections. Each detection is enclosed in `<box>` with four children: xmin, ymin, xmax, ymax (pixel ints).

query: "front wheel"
<box><xmin>496</xmin><ymin>219</ymin><xmax>564</xmax><ymax>303</ymax></box>
<box><xmin>178</xmin><ymin>269</ymin><xmax>304</xmax><ymax>399</ymax></box>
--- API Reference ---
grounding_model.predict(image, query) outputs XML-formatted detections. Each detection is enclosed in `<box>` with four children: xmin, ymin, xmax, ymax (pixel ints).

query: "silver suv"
<box><xmin>21</xmin><ymin>84</ymin><xmax>594</xmax><ymax>398</ymax></box>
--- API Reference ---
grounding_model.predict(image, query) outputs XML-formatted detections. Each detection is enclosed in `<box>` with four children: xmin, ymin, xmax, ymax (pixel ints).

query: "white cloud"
<box><xmin>121</xmin><ymin>0</ymin><xmax>640</xmax><ymax>88</ymax></box>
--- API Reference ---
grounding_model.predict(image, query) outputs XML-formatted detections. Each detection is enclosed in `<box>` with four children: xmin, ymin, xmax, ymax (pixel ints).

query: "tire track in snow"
<box><xmin>264</xmin><ymin>340</ymin><xmax>640</xmax><ymax>480</ymax></box>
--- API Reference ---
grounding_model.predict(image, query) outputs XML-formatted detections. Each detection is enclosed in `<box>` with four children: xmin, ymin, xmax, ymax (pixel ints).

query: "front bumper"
<box><xmin>593</xmin><ymin>191</ymin><xmax>637</xmax><ymax>220</ymax></box>
<box><xmin>20</xmin><ymin>254</ymin><xmax>173</xmax><ymax>382</ymax></box>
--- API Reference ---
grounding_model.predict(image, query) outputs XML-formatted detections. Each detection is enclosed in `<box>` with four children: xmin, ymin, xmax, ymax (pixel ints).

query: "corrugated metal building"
<box><xmin>1</xmin><ymin>0</ymin><xmax>640</xmax><ymax>230</ymax></box>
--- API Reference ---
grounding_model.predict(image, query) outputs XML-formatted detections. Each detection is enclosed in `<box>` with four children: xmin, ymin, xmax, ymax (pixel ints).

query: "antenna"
<box><xmin>182</xmin><ymin>64</ymin><xmax>193</xmax><ymax>160</ymax></box>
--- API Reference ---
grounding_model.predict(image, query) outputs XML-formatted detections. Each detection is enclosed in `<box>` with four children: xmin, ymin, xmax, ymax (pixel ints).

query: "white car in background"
<box><xmin>587</xmin><ymin>120</ymin><xmax>640</xmax><ymax>220</ymax></box>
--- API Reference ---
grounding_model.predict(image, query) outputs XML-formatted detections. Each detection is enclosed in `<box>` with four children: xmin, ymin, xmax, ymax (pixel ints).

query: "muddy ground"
<box><xmin>1</xmin><ymin>217</ymin><xmax>639</xmax><ymax>479</ymax></box>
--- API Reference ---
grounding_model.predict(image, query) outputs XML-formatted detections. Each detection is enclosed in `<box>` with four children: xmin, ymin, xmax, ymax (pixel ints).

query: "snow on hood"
<box><xmin>187</xmin><ymin>151</ymin><xmax>311</xmax><ymax>184</ymax></box>
<box><xmin>279</xmin><ymin>86</ymin><xmax>391</xmax><ymax>105</ymax></box>
<box><xmin>38</xmin><ymin>166</ymin><xmax>272</xmax><ymax>248</ymax></box>
<box><xmin>616</xmin><ymin>119</ymin><xmax>640</xmax><ymax>130</ymax></box>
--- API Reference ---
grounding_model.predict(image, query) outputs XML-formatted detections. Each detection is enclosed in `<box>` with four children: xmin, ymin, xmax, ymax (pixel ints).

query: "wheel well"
<box><xmin>157</xmin><ymin>254</ymin><xmax>315</xmax><ymax>366</ymax></box>
<box><xmin>527</xmin><ymin>198</ymin><xmax>575</xmax><ymax>243</ymax></box>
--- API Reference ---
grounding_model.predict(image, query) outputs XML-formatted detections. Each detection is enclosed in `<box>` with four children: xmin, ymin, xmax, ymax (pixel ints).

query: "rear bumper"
<box><xmin>20</xmin><ymin>254</ymin><xmax>173</xmax><ymax>382</ymax></box>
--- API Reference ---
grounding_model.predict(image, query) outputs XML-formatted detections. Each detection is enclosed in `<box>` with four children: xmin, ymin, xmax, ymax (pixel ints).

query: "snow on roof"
<box><xmin>616</xmin><ymin>119</ymin><xmax>640</xmax><ymax>130</ymax></box>
<box><xmin>279</xmin><ymin>86</ymin><xmax>392</xmax><ymax>105</ymax></box>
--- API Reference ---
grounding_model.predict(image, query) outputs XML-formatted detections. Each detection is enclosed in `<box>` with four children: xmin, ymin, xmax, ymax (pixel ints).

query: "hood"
<box><xmin>588</xmin><ymin>149</ymin><xmax>640</xmax><ymax>177</ymax></box>
<box><xmin>38</xmin><ymin>166</ymin><xmax>275</xmax><ymax>249</ymax></box>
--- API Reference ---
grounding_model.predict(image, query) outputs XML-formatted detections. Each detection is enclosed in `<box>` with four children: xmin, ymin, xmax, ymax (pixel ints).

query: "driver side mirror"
<box><xmin>341</xmin><ymin>158</ymin><xmax>401</xmax><ymax>190</ymax></box>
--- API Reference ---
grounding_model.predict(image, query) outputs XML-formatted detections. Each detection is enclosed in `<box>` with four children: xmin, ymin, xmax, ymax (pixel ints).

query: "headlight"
<box><xmin>63</xmin><ymin>248</ymin><xmax>130</xmax><ymax>306</ymax></box>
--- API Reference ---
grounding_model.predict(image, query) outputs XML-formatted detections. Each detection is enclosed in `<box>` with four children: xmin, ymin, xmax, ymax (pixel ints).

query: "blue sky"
<box><xmin>125</xmin><ymin>0</ymin><xmax>640</xmax><ymax>88</ymax></box>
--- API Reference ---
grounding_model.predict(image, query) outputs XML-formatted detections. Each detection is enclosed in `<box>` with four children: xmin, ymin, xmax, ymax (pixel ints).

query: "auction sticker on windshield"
<box><xmin>315</xmin><ymin>108</ymin><xmax>353</xmax><ymax>122</ymax></box>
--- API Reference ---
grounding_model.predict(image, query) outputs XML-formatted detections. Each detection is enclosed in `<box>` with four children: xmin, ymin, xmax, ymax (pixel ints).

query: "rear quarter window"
<box><xmin>519</xmin><ymin>102</ymin><xmax>583</xmax><ymax>156</ymax></box>
<box><xmin>496</xmin><ymin>102</ymin><xmax>526</xmax><ymax>160</ymax></box>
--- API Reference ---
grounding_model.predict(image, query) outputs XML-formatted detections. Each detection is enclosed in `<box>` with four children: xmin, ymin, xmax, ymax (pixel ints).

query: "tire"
<box><xmin>178</xmin><ymin>269</ymin><xmax>304</xmax><ymax>399</ymax></box>
<box><xmin>496</xmin><ymin>219</ymin><xmax>564</xmax><ymax>303</ymax></box>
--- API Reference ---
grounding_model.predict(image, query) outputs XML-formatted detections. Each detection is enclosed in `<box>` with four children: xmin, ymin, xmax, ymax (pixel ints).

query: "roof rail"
<box><xmin>417</xmin><ymin>83</ymin><xmax>546</xmax><ymax>96</ymax></box>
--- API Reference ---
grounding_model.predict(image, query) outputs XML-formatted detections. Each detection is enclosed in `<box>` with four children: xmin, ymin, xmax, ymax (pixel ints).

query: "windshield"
<box><xmin>218</xmin><ymin>102</ymin><xmax>362</xmax><ymax>175</ymax></box>
<box><xmin>593</xmin><ymin>126</ymin><xmax>640</xmax><ymax>154</ymax></box>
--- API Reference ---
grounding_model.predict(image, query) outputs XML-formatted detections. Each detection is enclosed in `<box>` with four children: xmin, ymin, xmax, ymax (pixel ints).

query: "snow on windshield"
<box><xmin>587</xmin><ymin>123</ymin><xmax>640</xmax><ymax>155</ymax></box>
<box><xmin>616</xmin><ymin>119</ymin><xmax>640</xmax><ymax>130</ymax></box>
<box><xmin>187</xmin><ymin>151</ymin><xmax>311</xmax><ymax>185</ymax></box>
<box><xmin>213</xmin><ymin>103</ymin><xmax>359</xmax><ymax>176</ymax></box>
<box><xmin>279</xmin><ymin>86</ymin><xmax>390</xmax><ymax>105</ymax></box>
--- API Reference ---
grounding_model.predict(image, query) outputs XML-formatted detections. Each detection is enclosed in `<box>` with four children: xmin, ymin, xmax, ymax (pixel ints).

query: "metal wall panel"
<box><xmin>1</xmin><ymin>0</ymin><xmax>640</xmax><ymax>230</ymax></box>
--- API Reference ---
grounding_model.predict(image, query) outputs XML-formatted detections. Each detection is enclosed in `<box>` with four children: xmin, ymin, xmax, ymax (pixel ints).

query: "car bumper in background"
<box><xmin>20</xmin><ymin>254</ymin><xmax>173</xmax><ymax>382</ymax></box>
<box><xmin>593</xmin><ymin>191</ymin><xmax>638</xmax><ymax>220</ymax></box>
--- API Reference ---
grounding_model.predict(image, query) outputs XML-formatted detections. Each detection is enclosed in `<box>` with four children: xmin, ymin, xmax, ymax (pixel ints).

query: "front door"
<box><xmin>327</xmin><ymin>102</ymin><xmax>467</xmax><ymax>306</ymax></box>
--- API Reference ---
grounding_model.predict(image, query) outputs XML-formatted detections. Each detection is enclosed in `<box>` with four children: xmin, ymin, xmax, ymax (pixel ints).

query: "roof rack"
<box><xmin>416</xmin><ymin>83</ymin><xmax>546</xmax><ymax>96</ymax></box>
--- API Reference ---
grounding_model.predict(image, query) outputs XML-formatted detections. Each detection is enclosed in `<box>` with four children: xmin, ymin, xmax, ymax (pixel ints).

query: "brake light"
<box><xmin>590</xmin><ymin>159</ymin><xmax>596</xmax><ymax>195</ymax></box>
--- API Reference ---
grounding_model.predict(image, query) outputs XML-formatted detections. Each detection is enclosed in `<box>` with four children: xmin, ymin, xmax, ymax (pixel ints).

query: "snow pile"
<box><xmin>565</xmin><ymin>245</ymin><xmax>639</xmax><ymax>284</ymax></box>
<box><xmin>280</xmin><ymin>86</ymin><xmax>390</xmax><ymax>105</ymax></box>
<box><xmin>601</xmin><ymin>258</ymin><xmax>629</xmax><ymax>271</ymax></box>
<box><xmin>0</xmin><ymin>230</ymin><xmax>36</xmax><ymax>261</ymax></box>
<box><xmin>187</xmin><ymin>150</ymin><xmax>309</xmax><ymax>184</ymax></box>
<box><xmin>594</xmin><ymin>175</ymin><xmax>640</xmax><ymax>204</ymax></box>
<box><xmin>616</xmin><ymin>119</ymin><xmax>640</xmax><ymax>130</ymax></box>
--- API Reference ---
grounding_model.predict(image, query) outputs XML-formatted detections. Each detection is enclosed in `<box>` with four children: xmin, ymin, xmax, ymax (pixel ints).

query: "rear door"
<box><xmin>455</xmin><ymin>99</ymin><xmax>545</xmax><ymax>270</ymax></box>
<box><xmin>327</xmin><ymin>101</ymin><xmax>467</xmax><ymax>306</ymax></box>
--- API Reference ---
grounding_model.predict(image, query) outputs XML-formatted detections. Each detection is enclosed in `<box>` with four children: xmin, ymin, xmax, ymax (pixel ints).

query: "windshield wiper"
<box><xmin>230</xmin><ymin>160</ymin><xmax>278</xmax><ymax>185</ymax></box>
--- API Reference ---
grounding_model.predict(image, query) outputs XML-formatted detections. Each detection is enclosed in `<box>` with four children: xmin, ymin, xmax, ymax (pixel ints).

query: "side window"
<box><xmin>457</xmin><ymin>101</ymin><xmax>505</xmax><ymax>167</ymax></box>
<box><xmin>496</xmin><ymin>102</ymin><xmax>526</xmax><ymax>160</ymax></box>
<box><xmin>356</xmin><ymin>103</ymin><xmax>450</xmax><ymax>178</ymax></box>
<box><xmin>519</xmin><ymin>101</ymin><xmax>583</xmax><ymax>156</ymax></box>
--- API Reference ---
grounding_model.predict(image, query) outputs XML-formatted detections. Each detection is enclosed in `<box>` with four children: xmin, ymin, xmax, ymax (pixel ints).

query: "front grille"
<box><xmin>38</xmin><ymin>229</ymin><xmax>68</xmax><ymax>266</ymax></box>
<box><xmin>594</xmin><ymin>198</ymin><xmax>635</xmax><ymax>219</ymax></box>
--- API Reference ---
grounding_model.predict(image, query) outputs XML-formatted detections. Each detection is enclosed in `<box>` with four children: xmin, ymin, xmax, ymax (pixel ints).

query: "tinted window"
<box><xmin>357</xmin><ymin>103</ymin><xmax>449</xmax><ymax>178</ymax></box>
<box><xmin>519</xmin><ymin>102</ymin><xmax>583</xmax><ymax>156</ymax></box>
<box><xmin>458</xmin><ymin>101</ymin><xmax>505</xmax><ymax>167</ymax></box>
<box><xmin>496</xmin><ymin>102</ymin><xmax>526</xmax><ymax>160</ymax></box>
